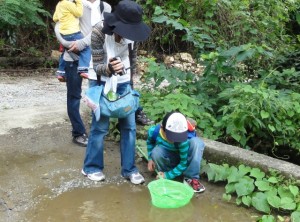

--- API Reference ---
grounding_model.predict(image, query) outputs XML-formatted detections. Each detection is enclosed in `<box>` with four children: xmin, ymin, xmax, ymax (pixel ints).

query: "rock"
<box><xmin>51</xmin><ymin>50</ymin><xmax>61</xmax><ymax>61</ymax></box>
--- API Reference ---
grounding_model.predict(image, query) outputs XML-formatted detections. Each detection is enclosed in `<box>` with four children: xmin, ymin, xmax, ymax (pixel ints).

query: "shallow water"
<box><xmin>27</xmin><ymin>183</ymin><xmax>260</xmax><ymax>222</ymax></box>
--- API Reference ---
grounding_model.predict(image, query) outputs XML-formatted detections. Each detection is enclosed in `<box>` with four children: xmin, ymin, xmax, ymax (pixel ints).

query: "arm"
<box><xmin>53</xmin><ymin>9</ymin><xmax>58</xmax><ymax>23</ymax></box>
<box><xmin>146</xmin><ymin>126</ymin><xmax>156</xmax><ymax>160</ymax></box>
<box><xmin>67</xmin><ymin>0</ymin><xmax>83</xmax><ymax>18</ymax></box>
<box><xmin>91</xmin><ymin>23</ymin><xmax>110</xmax><ymax>77</ymax></box>
<box><xmin>74</xmin><ymin>1</ymin><xmax>112</xmax><ymax>52</ymax></box>
<box><xmin>131</xmin><ymin>43</ymin><xmax>138</xmax><ymax>76</ymax></box>
<box><xmin>164</xmin><ymin>141</ymin><xmax>189</xmax><ymax>179</ymax></box>
<box><xmin>54</xmin><ymin>22</ymin><xmax>73</xmax><ymax>49</ymax></box>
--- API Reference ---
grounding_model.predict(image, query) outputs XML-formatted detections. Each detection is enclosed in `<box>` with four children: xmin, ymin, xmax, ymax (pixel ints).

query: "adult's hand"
<box><xmin>68</xmin><ymin>41</ymin><xmax>79</xmax><ymax>53</ymax></box>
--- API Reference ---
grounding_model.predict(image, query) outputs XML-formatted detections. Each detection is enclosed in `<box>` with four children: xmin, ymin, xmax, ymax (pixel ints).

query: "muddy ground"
<box><xmin>0</xmin><ymin>69</ymin><xmax>148</xmax><ymax>221</ymax></box>
<box><xmin>0</xmin><ymin>69</ymin><xmax>261</xmax><ymax>222</ymax></box>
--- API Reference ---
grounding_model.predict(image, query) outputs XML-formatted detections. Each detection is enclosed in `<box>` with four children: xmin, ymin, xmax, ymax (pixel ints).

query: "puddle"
<box><xmin>27</xmin><ymin>183</ymin><xmax>260</xmax><ymax>222</ymax></box>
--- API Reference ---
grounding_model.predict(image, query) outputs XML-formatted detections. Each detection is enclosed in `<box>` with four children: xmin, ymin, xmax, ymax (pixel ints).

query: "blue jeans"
<box><xmin>65</xmin><ymin>61</ymin><xmax>86</xmax><ymax>137</ymax></box>
<box><xmin>58</xmin><ymin>32</ymin><xmax>91</xmax><ymax>73</ymax></box>
<box><xmin>57</xmin><ymin>52</ymin><xmax>66</xmax><ymax>76</ymax></box>
<box><xmin>83</xmin><ymin>82</ymin><xmax>139</xmax><ymax>177</ymax></box>
<box><xmin>151</xmin><ymin>137</ymin><xmax>205</xmax><ymax>179</ymax></box>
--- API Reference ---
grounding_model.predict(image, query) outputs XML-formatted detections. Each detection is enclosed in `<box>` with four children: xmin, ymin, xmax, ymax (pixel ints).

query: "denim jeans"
<box><xmin>65</xmin><ymin>61</ymin><xmax>86</xmax><ymax>137</ymax></box>
<box><xmin>151</xmin><ymin>137</ymin><xmax>205</xmax><ymax>179</ymax></box>
<box><xmin>57</xmin><ymin>52</ymin><xmax>66</xmax><ymax>76</ymax></box>
<box><xmin>83</xmin><ymin>82</ymin><xmax>138</xmax><ymax>177</ymax></box>
<box><xmin>59</xmin><ymin>32</ymin><xmax>91</xmax><ymax>73</ymax></box>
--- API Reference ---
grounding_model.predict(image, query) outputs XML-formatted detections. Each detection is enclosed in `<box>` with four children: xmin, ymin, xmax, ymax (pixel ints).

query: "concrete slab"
<box><xmin>203</xmin><ymin>138</ymin><xmax>300</xmax><ymax>180</ymax></box>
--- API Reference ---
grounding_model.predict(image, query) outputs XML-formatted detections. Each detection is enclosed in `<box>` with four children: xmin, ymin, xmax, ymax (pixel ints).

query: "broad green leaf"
<box><xmin>250</xmin><ymin>168</ymin><xmax>265</xmax><ymax>180</ymax></box>
<box><xmin>291</xmin><ymin>211</ymin><xmax>300</xmax><ymax>222</ymax></box>
<box><xmin>231</xmin><ymin>133</ymin><xmax>241</xmax><ymax>142</ymax></box>
<box><xmin>289</xmin><ymin>185</ymin><xmax>299</xmax><ymax>197</ymax></box>
<box><xmin>206</xmin><ymin>167</ymin><xmax>216</xmax><ymax>181</ymax></box>
<box><xmin>152</xmin><ymin>15</ymin><xmax>168</xmax><ymax>23</ymax></box>
<box><xmin>222</xmin><ymin>193</ymin><xmax>231</xmax><ymax>202</ymax></box>
<box><xmin>278</xmin><ymin>186</ymin><xmax>294</xmax><ymax>199</ymax></box>
<box><xmin>153</xmin><ymin>6</ymin><xmax>163</xmax><ymax>15</ymax></box>
<box><xmin>227</xmin><ymin>170</ymin><xmax>243</xmax><ymax>183</ymax></box>
<box><xmin>297</xmin><ymin>203</ymin><xmax>300</xmax><ymax>211</ymax></box>
<box><xmin>236</xmin><ymin>49</ymin><xmax>255</xmax><ymax>62</ymax></box>
<box><xmin>208</xmin><ymin>163</ymin><xmax>228</xmax><ymax>182</ymax></box>
<box><xmin>235</xmin><ymin>178</ymin><xmax>255</xmax><ymax>197</ymax></box>
<box><xmin>268</xmin><ymin>124</ymin><xmax>275</xmax><ymax>132</ymax></box>
<box><xmin>265</xmin><ymin>187</ymin><xmax>278</xmax><ymax>197</ymax></box>
<box><xmin>236</xmin><ymin>196</ymin><xmax>242</xmax><ymax>205</ymax></box>
<box><xmin>280</xmin><ymin>197</ymin><xmax>296</xmax><ymax>210</ymax></box>
<box><xmin>252</xmin><ymin>192</ymin><xmax>271</xmax><ymax>213</ymax></box>
<box><xmin>267</xmin><ymin>195</ymin><xmax>281</xmax><ymax>208</ymax></box>
<box><xmin>238</xmin><ymin>164</ymin><xmax>251</xmax><ymax>176</ymax></box>
<box><xmin>242</xmin><ymin>195</ymin><xmax>252</xmax><ymax>207</ymax></box>
<box><xmin>260</xmin><ymin>110</ymin><xmax>270</xmax><ymax>119</ymax></box>
<box><xmin>267</xmin><ymin>177</ymin><xmax>278</xmax><ymax>184</ymax></box>
<box><xmin>255</xmin><ymin>181</ymin><xmax>271</xmax><ymax>191</ymax></box>
<box><xmin>221</xmin><ymin>45</ymin><xmax>244</xmax><ymax>57</ymax></box>
<box><xmin>225</xmin><ymin>183</ymin><xmax>236</xmax><ymax>194</ymax></box>
<box><xmin>260</xmin><ymin>215</ymin><xmax>275</xmax><ymax>222</ymax></box>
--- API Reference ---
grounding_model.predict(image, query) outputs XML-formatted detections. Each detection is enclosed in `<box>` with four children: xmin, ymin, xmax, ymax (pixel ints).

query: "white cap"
<box><xmin>165</xmin><ymin>112</ymin><xmax>188</xmax><ymax>142</ymax></box>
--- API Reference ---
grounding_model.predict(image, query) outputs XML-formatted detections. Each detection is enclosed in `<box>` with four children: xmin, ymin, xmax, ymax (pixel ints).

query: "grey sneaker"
<box><xmin>73</xmin><ymin>134</ymin><xmax>88</xmax><ymax>147</ymax></box>
<box><xmin>81</xmin><ymin>169</ymin><xmax>105</xmax><ymax>182</ymax></box>
<box><xmin>126</xmin><ymin>172</ymin><xmax>145</xmax><ymax>185</ymax></box>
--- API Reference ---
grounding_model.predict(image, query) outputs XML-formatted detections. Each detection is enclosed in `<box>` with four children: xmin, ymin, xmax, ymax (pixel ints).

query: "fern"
<box><xmin>0</xmin><ymin>0</ymin><xmax>50</xmax><ymax>30</ymax></box>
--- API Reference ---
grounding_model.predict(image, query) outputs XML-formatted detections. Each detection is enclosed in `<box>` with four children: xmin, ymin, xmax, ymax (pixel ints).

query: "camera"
<box><xmin>108</xmin><ymin>57</ymin><xmax>126</xmax><ymax>76</ymax></box>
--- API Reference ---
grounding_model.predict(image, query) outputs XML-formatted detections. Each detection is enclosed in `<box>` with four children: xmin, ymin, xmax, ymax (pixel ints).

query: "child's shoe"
<box><xmin>57</xmin><ymin>75</ymin><xmax>67</xmax><ymax>82</ymax></box>
<box><xmin>183</xmin><ymin>178</ymin><xmax>205</xmax><ymax>193</ymax></box>
<box><xmin>80</xmin><ymin>72</ymin><xmax>89</xmax><ymax>79</ymax></box>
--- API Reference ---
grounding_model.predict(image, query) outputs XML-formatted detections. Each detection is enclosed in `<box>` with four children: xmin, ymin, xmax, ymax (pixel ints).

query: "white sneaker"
<box><xmin>126</xmin><ymin>172</ymin><xmax>145</xmax><ymax>185</ymax></box>
<box><xmin>81</xmin><ymin>169</ymin><xmax>105</xmax><ymax>182</ymax></box>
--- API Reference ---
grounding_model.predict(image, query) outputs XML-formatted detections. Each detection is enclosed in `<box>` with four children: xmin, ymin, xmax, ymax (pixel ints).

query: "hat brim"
<box><xmin>165</xmin><ymin>129</ymin><xmax>188</xmax><ymax>143</ymax></box>
<box><xmin>104</xmin><ymin>12</ymin><xmax>151</xmax><ymax>41</ymax></box>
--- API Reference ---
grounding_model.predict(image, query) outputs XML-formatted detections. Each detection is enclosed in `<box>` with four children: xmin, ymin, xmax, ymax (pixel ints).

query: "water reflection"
<box><xmin>28</xmin><ymin>183</ymin><xmax>259</xmax><ymax>222</ymax></box>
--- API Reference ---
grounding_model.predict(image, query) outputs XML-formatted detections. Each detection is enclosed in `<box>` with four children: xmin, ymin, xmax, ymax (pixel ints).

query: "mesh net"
<box><xmin>148</xmin><ymin>179</ymin><xmax>194</xmax><ymax>208</ymax></box>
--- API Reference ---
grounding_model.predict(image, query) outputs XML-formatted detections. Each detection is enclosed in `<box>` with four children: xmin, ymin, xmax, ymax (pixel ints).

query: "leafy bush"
<box><xmin>140</xmin><ymin>0</ymin><xmax>300</xmax><ymax>56</ymax></box>
<box><xmin>202</xmin><ymin>162</ymin><xmax>300</xmax><ymax>221</ymax></box>
<box><xmin>139</xmin><ymin>57</ymin><xmax>221</xmax><ymax>140</ymax></box>
<box><xmin>216</xmin><ymin>84</ymin><xmax>300</xmax><ymax>152</ymax></box>
<box><xmin>140</xmin><ymin>54</ymin><xmax>300</xmax><ymax>156</ymax></box>
<box><xmin>0</xmin><ymin>0</ymin><xmax>49</xmax><ymax>30</ymax></box>
<box><xmin>0</xmin><ymin>0</ymin><xmax>51</xmax><ymax>57</ymax></box>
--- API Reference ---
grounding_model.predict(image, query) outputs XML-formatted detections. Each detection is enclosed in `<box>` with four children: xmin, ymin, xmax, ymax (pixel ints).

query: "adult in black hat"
<box><xmin>102</xmin><ymin>0</ymin><xmax>153</xmax><ymax>126</ymax></box>
<box><xmin>82</xmin><ymin>0</ymin><xmax>151</xmax><ymax>184</ymax></box>
<box><xmin>102</xmin><ymin>0</ymin><xmax>151</xmax><ymax>41</ymax></box>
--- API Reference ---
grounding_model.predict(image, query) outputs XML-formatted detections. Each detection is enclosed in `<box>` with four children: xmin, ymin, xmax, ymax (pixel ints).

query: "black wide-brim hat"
<box><xmin>103</xmin><ymin>0</ymin><xmax>151</xmax><ymax>41</ymax></box>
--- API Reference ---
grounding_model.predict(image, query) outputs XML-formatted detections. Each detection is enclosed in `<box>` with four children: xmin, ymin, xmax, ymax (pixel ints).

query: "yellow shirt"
<box><xmin>53</xmin><ymin>0</ymin><xmax>83</xmax><ymax>35</ymax></box>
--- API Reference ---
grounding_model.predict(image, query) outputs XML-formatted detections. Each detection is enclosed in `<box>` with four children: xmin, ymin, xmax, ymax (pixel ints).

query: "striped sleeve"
<box><xmin>146</xmin><ymin>126</ymin><xmax>156</xmax><ymax>160</ymax></box>
<box><xmin>165</xmin><ymin>141</ymin><xmax>189</xmax><ymax>180</ymax></box>
<box><xmin>90</xmin><ymin>23</ymin><xmax>108</xmax><ymax>77</ymax></box>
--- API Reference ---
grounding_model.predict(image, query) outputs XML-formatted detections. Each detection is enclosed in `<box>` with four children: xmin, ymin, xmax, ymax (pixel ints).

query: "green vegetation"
<box><xmin>0</xmin><ymin>0</ymin><xmax>52</xmax><ymax>57</ymax></box>
<box><xmin>202</xmin><ymin>161</ymin><xmax>300</xmax><ymax>222</ymax></box>
<box><xmin>137</xmin><ymin>0</ymin><xmax>300</xmax><ymax>161</ymax></box>
<box><xmin>1</xmin><ymin>0</ymin><xmax>300</xmax><ymax>220</ymax></box>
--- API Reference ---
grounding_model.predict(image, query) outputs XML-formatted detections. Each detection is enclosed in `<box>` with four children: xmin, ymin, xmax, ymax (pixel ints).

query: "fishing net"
<box><xmin>148</xmin><ymin>179</ymin><xmax>194</xmax><ymax>208</ymax></box>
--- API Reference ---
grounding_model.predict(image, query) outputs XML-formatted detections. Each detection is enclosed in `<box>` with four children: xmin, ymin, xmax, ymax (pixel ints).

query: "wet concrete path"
<box><xmin>0</xmin><ymin>123</ymin><xmax>261</xmax><ymax>222</ymax></box>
